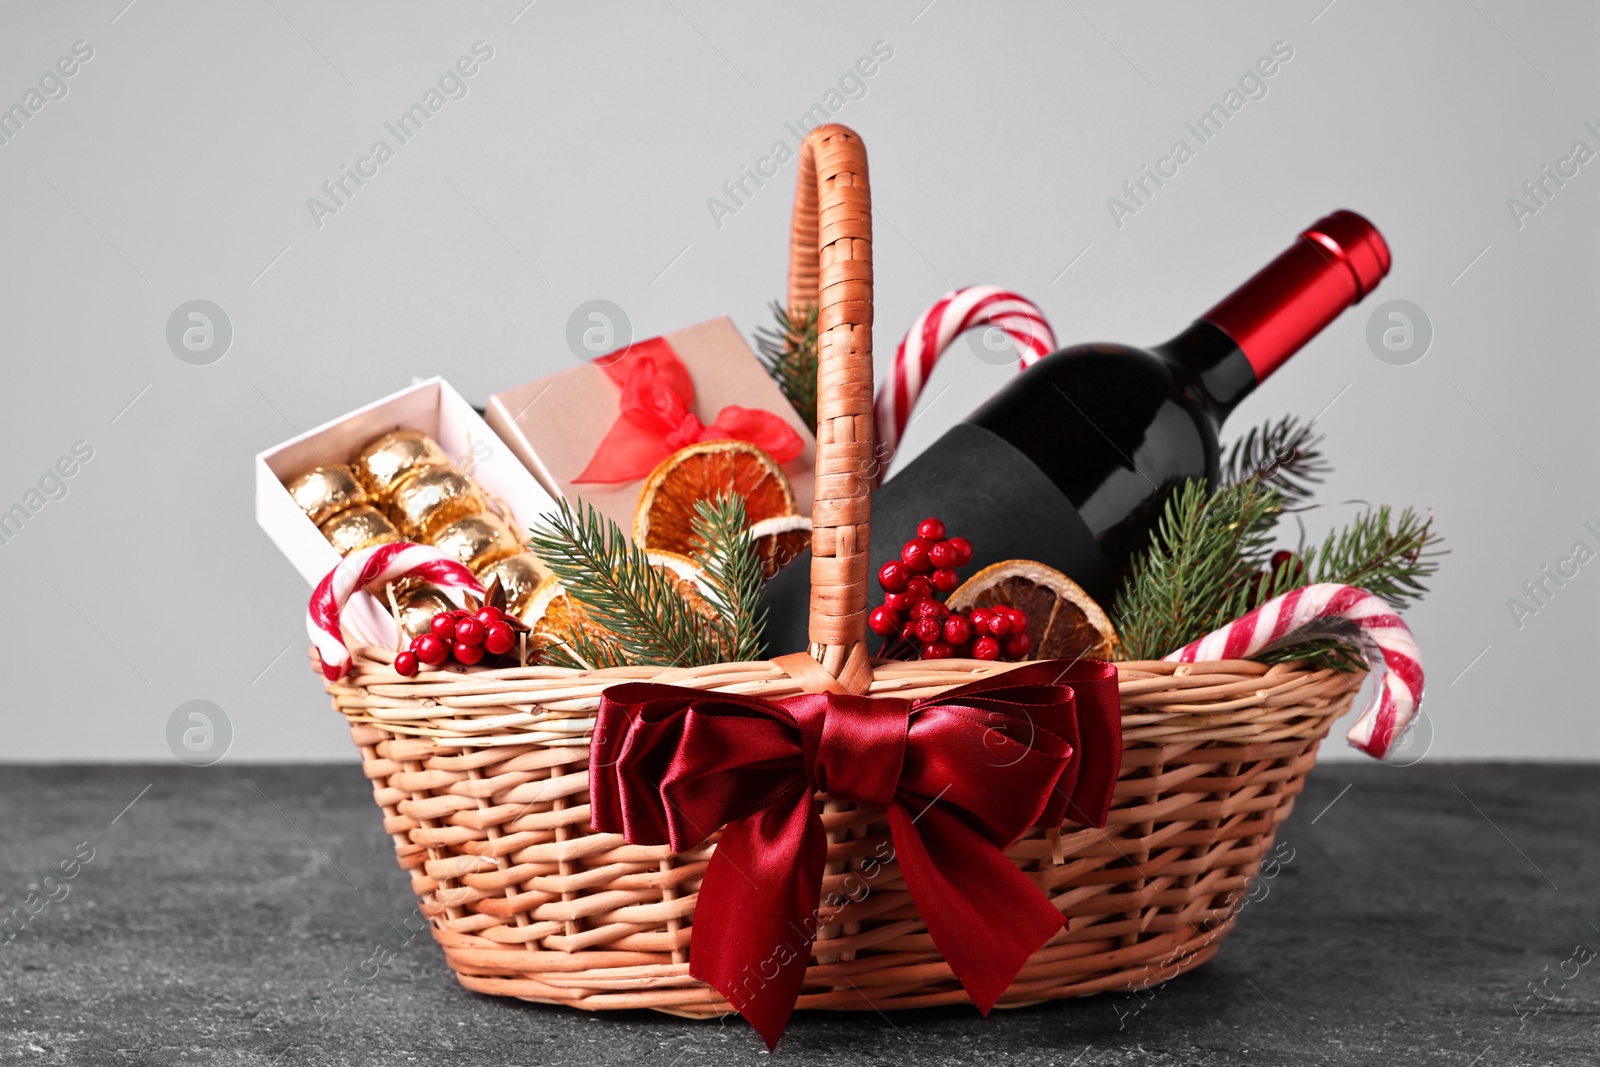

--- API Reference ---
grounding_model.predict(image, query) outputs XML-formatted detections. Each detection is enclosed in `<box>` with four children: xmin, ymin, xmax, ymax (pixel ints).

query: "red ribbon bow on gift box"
<box><xmin>573</xmin><ymin>336</ymin><xmax>804</xmax><ymax>483</ymax></box>
<box><xmin>589</xmin><ymin>659</ymin><xmax>1122</xmax><ymax>1049</ymax></box>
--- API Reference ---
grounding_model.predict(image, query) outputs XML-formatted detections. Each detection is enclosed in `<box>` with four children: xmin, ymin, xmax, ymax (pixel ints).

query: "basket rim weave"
<box><xmin>329</xmin><ymin>645</ymin><xmax>1364</xmax><ymax>748</ymax></box>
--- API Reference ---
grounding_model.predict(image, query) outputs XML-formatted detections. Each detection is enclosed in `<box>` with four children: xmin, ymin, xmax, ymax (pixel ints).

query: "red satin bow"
<box><xmin>572</xmin><ymin>336</ymin><xmax>804</xmax><ymax>483</ymax></box>
<box><xmin>589</xmin><ymin>659</ymin><xmax>1121</xmax><ymax>1049</ymax></box>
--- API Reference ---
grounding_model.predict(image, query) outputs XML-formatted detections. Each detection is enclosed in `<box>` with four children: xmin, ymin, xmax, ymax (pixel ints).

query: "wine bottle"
<box><xmin>761</xmin><ymin>210</ymin><xmax>1391</xmax><ymax>656</ymax></box>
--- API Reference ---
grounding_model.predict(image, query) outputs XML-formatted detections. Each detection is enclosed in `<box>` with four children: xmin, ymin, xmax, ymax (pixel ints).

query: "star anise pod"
<box><xmin>482</xmin><ymin>575</ymin><xmax>530</xmax><ymax>632</ymax></box>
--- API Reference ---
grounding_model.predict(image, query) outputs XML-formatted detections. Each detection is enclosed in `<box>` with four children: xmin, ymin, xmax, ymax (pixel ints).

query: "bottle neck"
<box><xmin>1198</xmin><ymin>209</ymin><xmax>1392</xmax><ymax>381</ymax></box>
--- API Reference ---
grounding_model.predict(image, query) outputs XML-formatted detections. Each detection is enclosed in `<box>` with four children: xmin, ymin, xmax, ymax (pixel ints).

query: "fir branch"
<box><xmin>1307</xmin><ymin>505</ymin><xmax>1443</xmax><ymax>611</ymax></box>
<box><xmin>1113</xmin><ymin>478</ymin><xmax>1285</xmax><ymax>661</ymax></box>
<box><xmin>1246</xmin><ymin>511</ymin><xmax>1437</xmax><ymax>667</ymax></box>
<box><xmin>754</xmin><ymin>301</ymin><xmax>819</xmax><ymax>430</ymax></box>
<box><xmin>689</xmin><ymin>492</ymin><xmax>768</xmax><ymax>662</ymax></box>
<box><xmin>1221</xmin><ymin>414</ymin><xmax>1330</xmax><ymax>506</ymax></box>
<box><xmin>1114</xmin><ymin>485</ymin><xmax>1445</xmax><ymax>663</ymax></box>
<box><xmin>527</xmin><ymin>498</ymin><xmax>723</xmax><ymax>669</ymax></box>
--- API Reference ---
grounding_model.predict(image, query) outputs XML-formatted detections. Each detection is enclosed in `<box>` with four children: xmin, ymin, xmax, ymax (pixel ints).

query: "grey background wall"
<box><xmin>0</xmin><ymin>1</ymin><xmax>1593</xmax><ymax>762</ymax></box>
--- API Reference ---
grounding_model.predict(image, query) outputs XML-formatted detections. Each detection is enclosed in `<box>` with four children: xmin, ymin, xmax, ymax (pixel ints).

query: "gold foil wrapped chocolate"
<box><xmin>352</xmin><ymin>430</ymin><xmax>451</xmax><ymax>496</ymax></box>
<box><xmin>318</xmin><ymin>505</ymin><xmax>401</xmax><ymax>556</ymax></box>
<box><xmin>476</xmin><ymin>552</ymin><xmax>547</xmax><ymax>621</ymax></box>
<box><xmin>431</xmin><ymin>511</ymin><xmax>523</xmax><ymax>574</ymax></box>
<box><xmin>393</xmin><ymin>582</ymin><xmax>453</xmax><ymax>638</ymax></box>
<box><xmin>286</xmin><ymin>464</ymin><xmax>368</xmax><ymax>526</ymax></box>
<box><xmin>387</xmin><ymin>466</ymin><xmax>485</xmax><ymax>539</ymax></box>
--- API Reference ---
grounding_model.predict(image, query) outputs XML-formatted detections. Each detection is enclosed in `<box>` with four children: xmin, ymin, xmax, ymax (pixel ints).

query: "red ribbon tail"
<box><xmin>687</xmin><ymin>794</ymin><xmax>826</xmax><ymax>1051</ymax></box>
<box><xmin>1059</xmin><ymin>661</ymin><xmax>1122</xmax><ymax>828</ymax></box>
<box><xmin>887</xmin><ymin>804</ymin><xmax>1065</xmax><ymax>1013</ymax></box>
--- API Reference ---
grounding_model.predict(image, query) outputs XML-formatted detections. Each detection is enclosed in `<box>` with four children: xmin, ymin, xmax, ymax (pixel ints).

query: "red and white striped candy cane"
<box><xmin>308</xmin><ymin>541</ymin><xmax>483</xmax><ymax>681</ymax></box>
<box><xmin>873</xmin><ymin>286</ymin><xmax>1054</xmax><ymax>484</ymax></box>
<box><xmin>1164</xmin><ymin>583</ymin><xmax>1425</xmax><ymax>760</ymax></box>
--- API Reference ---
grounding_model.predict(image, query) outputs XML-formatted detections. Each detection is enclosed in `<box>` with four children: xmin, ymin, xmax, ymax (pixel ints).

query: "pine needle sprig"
<box><xmin>755</xmin><ymin>301</ymin><xmax>819</xmax><ymax>430</ymax></box>
<box><xmin>1230</xmin><ymin>503</ymin><xmax>1442</xmax><ymax>621</ymax></box>
<box><xmin>528</xmin><ymin>498</ymin><xmax>723</xmax><ymax>669</ymax></box>
<box><xmin>690</xmin><ymin>491</ymin><xmax>768</xmax><ymax>662</ymax></box>
<box><xmin>1114</xmin><ymin>484</ymin><xmax>1445</xmax><ymax>662</ymax></box>
<box><xmin>1113</xmin><ymin>478</ymin><xmax>1285</xmax><ymax>661</ymax></box>
<box><xmin>1307</xmin><ymin>505</ymin><xmax>1443</xmax><ymax>611</ymax></box>
<box><xmin>1221</xmin><ymin>414</ymin><xmax>1330</xmax><ymax>506</ymax></box>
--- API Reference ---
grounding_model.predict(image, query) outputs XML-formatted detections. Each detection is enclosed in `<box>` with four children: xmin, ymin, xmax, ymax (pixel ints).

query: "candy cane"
<box><xmin>1164</xmin><ymin>583</ymin><xmax>1425</xmax><ymax>760</ymax></box>
<box><xmin>308</xmin><ymin>541</ymin><xmax>483</xmax><ymax>681</ymax></box>
<box><xmin>873</xmin><ymin>286</ymin><xmax>1054</xmax><ymax>484</ymax></box>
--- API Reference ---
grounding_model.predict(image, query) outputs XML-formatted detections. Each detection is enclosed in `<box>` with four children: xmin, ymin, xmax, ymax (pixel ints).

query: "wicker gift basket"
<box><xmin>319</xmin><ymin>125</ymin><xmax>1367</xmax><ymax>1023</ymax></box>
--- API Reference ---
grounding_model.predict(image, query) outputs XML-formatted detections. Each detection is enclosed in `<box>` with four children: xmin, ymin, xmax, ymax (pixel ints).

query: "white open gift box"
<box><xmin>254</xmin><ymin>377</ymin><xmax>559</xmax><ymax>649</ymax></box>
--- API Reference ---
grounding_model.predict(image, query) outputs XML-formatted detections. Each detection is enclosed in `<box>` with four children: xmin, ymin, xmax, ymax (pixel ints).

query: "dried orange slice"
<box><xmin>634</xmin><ymin>441</ymin><xmax>808</xmax><ymax>578</ymax></box>
<box><xmin>523</xmin><ymin>573</ymin><xmax>595</xmax><ymax>654</ymax></box>
<box><xmin>946</xmin><ymin>560</ymin><xmax>1118</xmax><ymax>662</ymax></box>
<box><xmin>747</xmin><ymin>514</ymin><xmax>814</xmax><ymax>578</ymax></box>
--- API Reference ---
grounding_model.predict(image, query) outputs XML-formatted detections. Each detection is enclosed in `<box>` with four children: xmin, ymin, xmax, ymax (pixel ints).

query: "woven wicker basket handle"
<box><xmin>787</xmin><ymin>124</ymin><xmax>874</xmax><ymax>694</ymax></box>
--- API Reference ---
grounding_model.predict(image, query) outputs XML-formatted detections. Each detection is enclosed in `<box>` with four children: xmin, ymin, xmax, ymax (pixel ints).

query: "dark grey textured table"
<box><xmin>1</xmin><ymin>763</ymin><xmax>1594</xmax><ymax>1066</ymax></box>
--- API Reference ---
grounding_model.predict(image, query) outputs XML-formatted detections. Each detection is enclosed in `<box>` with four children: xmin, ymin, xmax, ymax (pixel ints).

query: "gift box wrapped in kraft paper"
<box><xmin>484</xmin><ymin>315</ymin><xmax>816</xmax><ymax>534</ymax></box>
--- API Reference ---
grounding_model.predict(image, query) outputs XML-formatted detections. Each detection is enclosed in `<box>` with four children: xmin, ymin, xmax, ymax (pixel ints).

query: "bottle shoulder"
<box><xmin>967</xmin><ymin>341</ymin><xmax>1221</xmax><ymax>515</ymax></box>
<box><xmin>971</xmin><ymin>343</ymin><xmax>1182</xmax><ymax>430</ymax></box>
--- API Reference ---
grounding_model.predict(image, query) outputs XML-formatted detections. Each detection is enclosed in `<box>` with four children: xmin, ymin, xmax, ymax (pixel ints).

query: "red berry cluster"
<box><xmin>394</xmin><ymin>604</ymin><xmax>524</xmax><ymax>677</ymax></box>
<box><xmin>866</xmin><ymin>518</ymin><xmax>1031</xmax><ymax>662</ymax></box>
